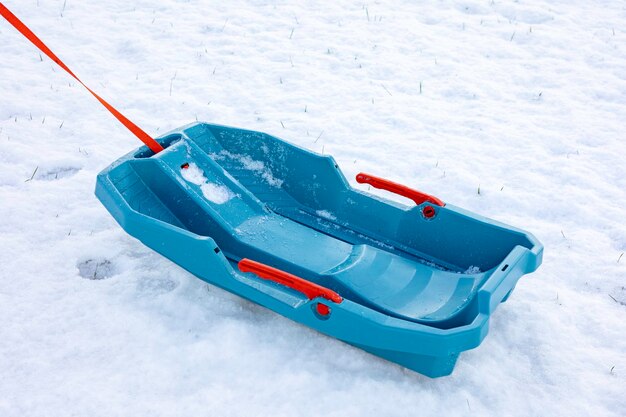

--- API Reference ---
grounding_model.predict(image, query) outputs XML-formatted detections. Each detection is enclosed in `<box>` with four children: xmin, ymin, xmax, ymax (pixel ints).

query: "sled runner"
<box><xmin>96</xmin><ymin>122</ymin><xmax>543</xmax><ymax>377</ymax></box>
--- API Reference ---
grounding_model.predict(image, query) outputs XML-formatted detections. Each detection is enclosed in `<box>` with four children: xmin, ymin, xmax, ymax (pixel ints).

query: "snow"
<box><xmin>216</xmin><ymin>149</ymin><xmax>284</xmax><ymax>187</ymax></box>
<box><xmin>464</xmin><ymin>265</ymin><xmax>482</xmax><ymax>275</ymax></box>
<box><xmin>316</xmin><ymin>209</ymin><xmax>337</xmax><ymax>220</ymax></box>
<box><xmin>180</xmin><ymin>162</ymin><xmax>234</xmax><ymax>204</ymax></box>
<box><xmin>0</xmin><ymin>1</ymin><xmax>625</xmax><ymax>416</ymax></box>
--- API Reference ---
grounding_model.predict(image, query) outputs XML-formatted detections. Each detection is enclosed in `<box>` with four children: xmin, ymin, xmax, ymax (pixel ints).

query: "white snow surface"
<box><xmin>1</xmin><ymin>1</ymin><xmax>625</xmax><ymax>416</ymax></box>
<box><xmin>180</xmin><ymin>162</ymin><xmax>233</xmax><ymax>204</ymax></box>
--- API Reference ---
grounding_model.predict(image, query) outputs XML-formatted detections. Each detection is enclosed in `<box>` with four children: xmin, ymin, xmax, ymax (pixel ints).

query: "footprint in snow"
<box><xmin>77</xmin><ymin>259</ymin><xmax>116</xmax><ymax>280</ymax></box>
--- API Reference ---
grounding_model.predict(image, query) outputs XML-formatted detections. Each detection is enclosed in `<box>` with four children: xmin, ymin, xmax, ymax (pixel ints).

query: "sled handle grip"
<box><xmin>238</xmin><ymin>259</ymin><xmax>343</xmax><ymax>304</ymax></box>
<box><xmin>356</xmin><ymin>172</ymin><xmax>445</xmax><ymax>207</ymax></box>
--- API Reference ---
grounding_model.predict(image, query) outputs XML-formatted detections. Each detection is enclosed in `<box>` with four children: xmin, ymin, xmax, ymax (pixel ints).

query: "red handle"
<box><xmin>238</xmin><ymin>259</ymin><xmax>342</xmax><ymax>304</ymax></box>
<box><xmin>356</xmin><ymin>172</ymin><xmax>444</xmax><ymax>207</ymax></box>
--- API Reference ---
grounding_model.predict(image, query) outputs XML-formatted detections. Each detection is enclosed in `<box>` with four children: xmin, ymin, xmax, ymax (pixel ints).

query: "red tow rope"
<box><xmin>0</xmin><ymin>2</ymin><xmax>164</xmax><ymax>154</ymax></box>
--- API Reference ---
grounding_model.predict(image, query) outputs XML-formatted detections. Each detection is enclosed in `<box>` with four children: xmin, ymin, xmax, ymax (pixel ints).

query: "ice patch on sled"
<box><xmin>180</xmin><ymin>162</ymin><xmax>234</xmax><ymax>204</ymax></box>
<box><xmin>316</xmin><ymin>210</ymin><xmax>337</xmax><ymax>221</ymax></box>
<box><xmin>464</xmin><ymin>265</ymin><xmax>482</xmax><ymax>274</ymax></box>
<box><xmin>213</xmin><ymin>150</ymin><xmax>283</xmax><ymax>188</ymax></box>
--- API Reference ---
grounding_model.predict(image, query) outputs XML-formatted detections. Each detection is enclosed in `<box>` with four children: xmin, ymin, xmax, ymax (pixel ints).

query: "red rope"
<box><xmin>0</xmin><ymin>2</ymin><xmax>164</xmax><ymax>154</ymax></box>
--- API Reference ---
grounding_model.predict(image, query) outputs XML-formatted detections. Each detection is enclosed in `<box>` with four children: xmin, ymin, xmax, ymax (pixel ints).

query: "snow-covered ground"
<box><xmin>1</xmin><ymin>1</ymin><xmax>625</xmax><ymax>415</ymax></box>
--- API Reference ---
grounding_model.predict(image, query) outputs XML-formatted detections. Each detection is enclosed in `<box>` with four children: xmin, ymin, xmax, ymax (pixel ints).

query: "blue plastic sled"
<box><xmin>95</xmin><ymin>122</ymin><xmax>543</xmax><ymax>377</ymax></box>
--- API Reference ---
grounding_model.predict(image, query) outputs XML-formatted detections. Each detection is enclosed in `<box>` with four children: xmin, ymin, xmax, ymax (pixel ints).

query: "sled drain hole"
<box><xmin>213</xmin><ymin>247</ymin><xmax>221</xmax><ymax>254</ymax></box>
<box><xmin>501</xmin><ymin>264</ymin><xmax>509</xmax><ymax>272</ymax></box>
